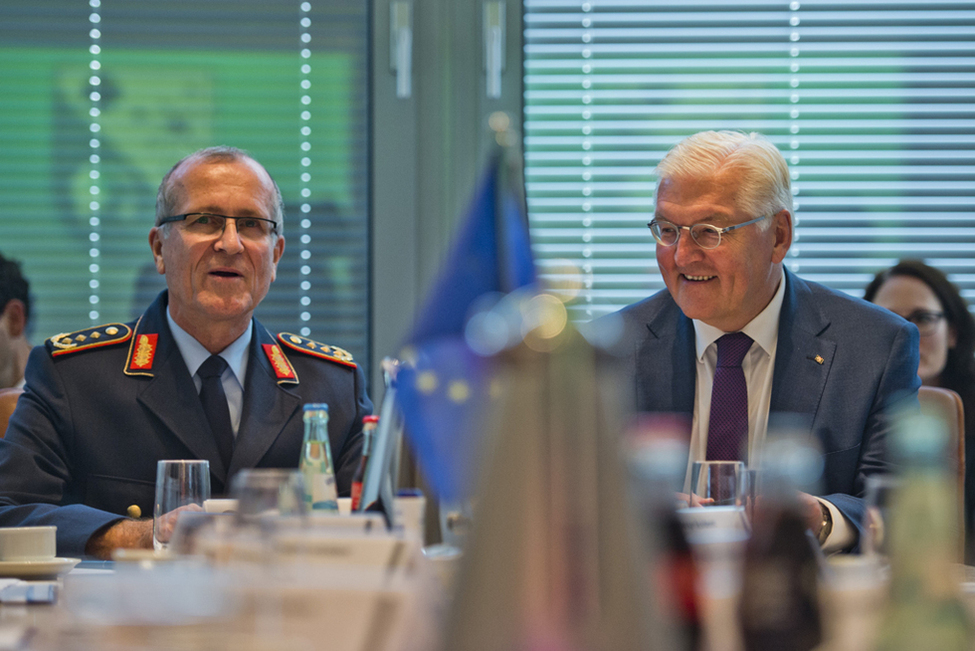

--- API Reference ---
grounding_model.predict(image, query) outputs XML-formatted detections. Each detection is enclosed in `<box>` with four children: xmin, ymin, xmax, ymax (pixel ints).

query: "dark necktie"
<box><xmin>706</xmin><ymin>332</ymin><xmax>753</xmax><ymax>461</ymax></box>
<box><xmin>198</xmin><ymin>355</ymin><xmax>234</xmax><ymax>470</ymax></box>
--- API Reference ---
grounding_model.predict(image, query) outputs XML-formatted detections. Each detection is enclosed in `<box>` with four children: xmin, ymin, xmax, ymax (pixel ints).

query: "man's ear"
<box><xmin>269</xmin><ymin>234</ymin><xmax>285</xmax><ymax>283</ymax></box>
<box><xmin>770</xmin><ymin>209</ymin><xmax>793</xmax><ymax>265</ymax></box>
<box><xmin>149</xmin><ymin>227</ymin><xmax>166</xmax><ymax>275</ymax></box>
<box><xmin>1</xmin><ymin>300</ymin><xmax>26</xmax><ymax>338</ymax></box>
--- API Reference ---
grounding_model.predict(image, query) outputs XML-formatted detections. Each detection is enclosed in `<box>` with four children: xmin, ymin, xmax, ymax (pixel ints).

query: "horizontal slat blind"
<box><xmin>524</xmin><ymin>0</ymin><xmax>975</xmax><ymax>321</ymax></box>
<box><xmin>0</xmin><ymin>0</ymin><xmax>370</xmax><ymax>374</ymax></box>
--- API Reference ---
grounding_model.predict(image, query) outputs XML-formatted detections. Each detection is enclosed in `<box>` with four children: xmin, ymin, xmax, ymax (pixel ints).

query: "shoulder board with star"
<box><xmin>46</xmin><ymin>324</ymin><xmax>133</xmax><ymax>357</ymax></box>
<box><xmin>277</xmin><ymin>332</ymin><xmax>357</xmax><ymax>369</ymax></box>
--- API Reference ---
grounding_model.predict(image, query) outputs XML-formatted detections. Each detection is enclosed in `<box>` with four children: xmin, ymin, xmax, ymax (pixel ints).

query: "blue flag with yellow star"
<box><xmin>396</xmin><ymin>146</ymin><xmax>537</xmax><ymax>501</ymax></box>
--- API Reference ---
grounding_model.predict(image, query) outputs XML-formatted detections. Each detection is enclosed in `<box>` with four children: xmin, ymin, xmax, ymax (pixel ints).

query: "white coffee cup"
<box><xmin>0</xmin><ymin>526</ymin><xmax>57</xmax><ymax>561</ymax></box>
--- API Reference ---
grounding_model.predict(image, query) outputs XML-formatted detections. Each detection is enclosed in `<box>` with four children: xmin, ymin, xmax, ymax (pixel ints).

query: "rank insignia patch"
<box><xmin>277</xmin><ymin>332</ymin><xmax>357</xmax><ymax>369</ymax></box>
<box><xmin>47</xmin><ymin>324</ymin><xmax>132</xmax><ymax>357</ymax></box>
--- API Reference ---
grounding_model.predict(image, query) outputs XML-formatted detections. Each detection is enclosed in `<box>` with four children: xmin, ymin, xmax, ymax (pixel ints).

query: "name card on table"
<box><xmin>274</xmin><ymin>529</ymin><xmax>419</xmax><ymax>577</ymax></box>
<box><xmin>306</xmin><ymin>512</ymin><xmax>388</xmax><ymax>533</ymax></box>
<box><xmin>676</xmin><ymin>505</ymin><xmax>749</xmax><ymax>540</ymax></box>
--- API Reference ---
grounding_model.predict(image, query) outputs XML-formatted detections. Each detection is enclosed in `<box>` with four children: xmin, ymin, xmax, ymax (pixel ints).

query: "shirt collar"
<box><xmin>693</xmin><ymin>271</ymin><xmax>787</xmax><ymax>361</ymax></box>
<box><xmin>166</xmin><ymin>307</ymin><xmax>252</xmax><ymax>383</ymax></box>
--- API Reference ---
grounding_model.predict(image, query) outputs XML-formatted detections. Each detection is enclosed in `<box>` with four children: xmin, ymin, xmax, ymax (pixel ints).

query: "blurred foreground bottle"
<box><xmin>874</xmin><ymin>413</ymin><xmax>971</xmax><ymax>651</ymax></box>
<box><xmin>738</xmin><ymin>437</ymin><xmax>823</xmax><ymax>651</ymax></box>
<box><xmin>627</xmin><ymin>416</ymin><xmax>701</xmax><ymax>651</ymax></box>
<box><xmin>439</xmin><ymin>297</ymin><xmax>660</xmax><ymax>651</ymax></box>
<box><xmin>351</xmin><ymin>415</ymin><xmax>378</xmax><ymax>511</ymax></box>
<box><xmin>300</xmin><ymin>403</ymin><xmax>338</xmax><ymax>511</ymax></box>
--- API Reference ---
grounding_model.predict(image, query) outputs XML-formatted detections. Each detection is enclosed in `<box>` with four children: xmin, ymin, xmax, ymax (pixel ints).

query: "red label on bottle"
<box><xmin>351</xmin><ymin>482</ymin><xmax>363</xmax><ymax>511</ymax></box>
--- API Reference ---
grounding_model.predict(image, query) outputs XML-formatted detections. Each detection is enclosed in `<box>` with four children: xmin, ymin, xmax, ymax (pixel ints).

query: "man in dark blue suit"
<box><xmin>617</xmin><ymin>131</ymin><xmax>919</xmax><ymax>552</ymax></box>
<box><xmin>0</xmin><ymin>147</ymin><xmax>372</xmax><ymax>558</ymax></box>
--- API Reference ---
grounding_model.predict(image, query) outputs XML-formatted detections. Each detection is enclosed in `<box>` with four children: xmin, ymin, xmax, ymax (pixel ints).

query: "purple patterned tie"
<box><xmin>706</xmin><ymin>332</ymin><xmax>753</xmax><ymax>461</ymax></box>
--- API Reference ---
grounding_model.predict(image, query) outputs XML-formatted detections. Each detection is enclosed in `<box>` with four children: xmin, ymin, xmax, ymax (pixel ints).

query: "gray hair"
<box><xmin>654</xmin><ymin>131</ymin><xmax>793</xmax><ymax>231</ymax></box>
<box><xmin>155</xmin><ymin>146</ymin><xmax>285</xmax><ymax>236</ymax></box>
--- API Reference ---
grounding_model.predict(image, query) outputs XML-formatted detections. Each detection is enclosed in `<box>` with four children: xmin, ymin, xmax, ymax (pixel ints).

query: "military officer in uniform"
<box><xmin>0</xmin><ymin>146</ymin><xmax>372</xmax><ymax>559</ymax></box>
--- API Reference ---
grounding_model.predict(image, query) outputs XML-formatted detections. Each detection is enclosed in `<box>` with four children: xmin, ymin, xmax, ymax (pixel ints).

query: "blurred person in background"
<box><xmin>864</xmin><ymin>259</ymin><xmax>975</xmax><ymax>559</ymax></box>
<box><xmin>0</xmin><ymin>252</ymin><xmax>32</xmax><ymax>390</ymax></box>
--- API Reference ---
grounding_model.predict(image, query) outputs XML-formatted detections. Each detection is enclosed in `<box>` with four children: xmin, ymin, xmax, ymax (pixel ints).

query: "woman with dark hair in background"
<box><xmin>864</xmin><ymin>259</ymin><xmax>975</xmax><ymax>560</ymax></box>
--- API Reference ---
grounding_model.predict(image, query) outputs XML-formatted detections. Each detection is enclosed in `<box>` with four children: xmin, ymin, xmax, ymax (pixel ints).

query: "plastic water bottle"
<box><xmin>875</xmin><ymin>413</ymin><xmax>971</xmax><ymax>650</ymax></box>
<box><xmin>300</xmin><ymin>403</ymin><xmax>338</xmax><ymax>511</ymax></box>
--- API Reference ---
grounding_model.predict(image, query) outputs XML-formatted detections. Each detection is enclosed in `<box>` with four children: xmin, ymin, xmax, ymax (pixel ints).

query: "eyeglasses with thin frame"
<box><xmin>902</xmin><ymin>309</ymin><xmax>946</xmax><ymax>336</ymax></box>
<box><xmin>159</xmin><ymin>213</ymin><xmax>278</xmax><ymax>240</ymax></box>
<box><xmin>647</xmin><ymin>215</ymin><xmax>767</xmax><ymax>250</ymax></box>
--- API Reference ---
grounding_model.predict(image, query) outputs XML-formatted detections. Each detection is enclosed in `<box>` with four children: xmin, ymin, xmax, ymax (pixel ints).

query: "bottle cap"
<box><xmin>363</xmin><ymin>415</ymin><xmax>379</xmax><ymax>424</ymax></box>
<box><xmin>303</xmin><ymin>403</ymin><xmax>329</xmax><ymax>412</ymax></box>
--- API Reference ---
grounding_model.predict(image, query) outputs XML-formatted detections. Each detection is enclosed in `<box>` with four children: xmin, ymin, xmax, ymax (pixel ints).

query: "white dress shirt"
<box><xmin>166</xmin><ymin>308</ymin><xmax>251</xmax><ymax>437</ymax></box>
<box><xmin>684</xmin><ymin>273</ymin><xmax>853</xmax><ymax>551</ymax></box>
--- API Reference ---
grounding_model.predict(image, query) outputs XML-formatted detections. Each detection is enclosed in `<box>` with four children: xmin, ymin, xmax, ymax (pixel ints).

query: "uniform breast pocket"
<box><xmin>86</xmin><ymin>474</ymin><xmax>155</xmax><ymax>518</ymax></box>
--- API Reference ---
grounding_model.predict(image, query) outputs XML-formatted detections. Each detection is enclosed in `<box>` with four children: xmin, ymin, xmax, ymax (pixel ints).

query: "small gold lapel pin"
<box><xmin>813</xmin><ymin>354</ymin><xmax>825</xmax><ymax>365</ymax></box>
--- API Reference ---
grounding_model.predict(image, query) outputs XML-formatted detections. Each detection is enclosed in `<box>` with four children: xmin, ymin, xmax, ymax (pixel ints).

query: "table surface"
<box><xmin>0</xmin><ymin>556</ymin><xmax>973</xmax><ymax>651</ymax></box>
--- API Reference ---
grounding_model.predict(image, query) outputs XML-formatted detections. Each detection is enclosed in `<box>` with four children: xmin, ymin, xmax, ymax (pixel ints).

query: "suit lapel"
<box><xmin>230</xmin><ymin>324</ymin><xmax>301</xmax><ymax>477</ymax></box>
<box><xmin>131</xmin><ymin>295</ymin><xmax>227</xmax><ymax>484</ymax></box>
<box><xmin>770</xmin><ymin>271</ymin><xmax>835</xmax><ymax>422</ymax></box>
<box><xmin>635</xmin><ymin>297</ymin><xmax>696</xmax><ymax>414</ymax></box>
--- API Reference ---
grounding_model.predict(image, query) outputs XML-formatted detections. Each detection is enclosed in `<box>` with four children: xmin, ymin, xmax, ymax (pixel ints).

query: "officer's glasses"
<box><xmin>159</xmin><ymin>213</ymin><xmax>278</xmax><ymax>240</ymax></box>
<box><xmin>648</xmin><ymin>215</ymin><xmax>767</xmax><ymax>250</ymax></box>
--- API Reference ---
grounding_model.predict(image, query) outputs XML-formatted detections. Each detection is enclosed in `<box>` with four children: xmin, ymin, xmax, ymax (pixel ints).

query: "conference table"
<box><xmin>0</xmin><ymin>525</ymin><xmax>973</xmax><ymax>651</ymax></box>
<box><xmin>0</xmin><ymin>512</ymin><xmax>441</xmax><ymax>651</ymax></box>
<box><xmin>0</xmin><ymin>558</ymin><xmax>425</xmax><ymax>651</ymax></box>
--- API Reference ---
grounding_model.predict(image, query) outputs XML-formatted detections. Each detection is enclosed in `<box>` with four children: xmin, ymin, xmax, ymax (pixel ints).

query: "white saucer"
<box><xmin>0</xmin><ymin>557</ymin><xmax>80</xmax><ymax>578</ymax></box>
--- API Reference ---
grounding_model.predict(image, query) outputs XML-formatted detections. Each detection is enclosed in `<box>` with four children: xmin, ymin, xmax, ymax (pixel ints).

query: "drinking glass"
<box><xmin>230</xmin><ymin>468</ymin><xmax>306</xmax><ymax>528</ymax></box>
<box><xmin>743</xmin><ymin>468</ymin><xmax>761</xmax><ymax>525</ymax></box>
<box><xmin>861</xmin><ymin>474</ymin><xmax>901</xmax><ymax>559</ymax></box>
<box><xmin>227</xmin><ymin>469</ymin><xmax>309</xmax><ymax>570</ymax></box>
<box><xmin>154</xmin><ymin>460</ymin><xmax>211</xmax><ymax>552</ymax></box>
<box><xmin>690</xmin><ymin>460</ymin><xmax>746</xmax><ymax>507</ymax></box>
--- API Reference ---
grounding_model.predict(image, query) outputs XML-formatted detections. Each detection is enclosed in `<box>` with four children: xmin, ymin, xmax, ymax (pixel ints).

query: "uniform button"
<box><xmin>127</xmin><ymin>504</ymin><xmax>142</xmax><ymax>518</ymax></box>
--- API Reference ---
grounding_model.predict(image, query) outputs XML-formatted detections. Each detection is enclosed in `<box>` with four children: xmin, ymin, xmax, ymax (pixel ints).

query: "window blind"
<box><xmin>524</xmin><ymin>0</ymin><xmax>975</xmax><ymax>321</ymax></box>
<box><xmin>0</xmin><ymin>0</ymin><xmax>370</xmax><ymax>374</ymax></box>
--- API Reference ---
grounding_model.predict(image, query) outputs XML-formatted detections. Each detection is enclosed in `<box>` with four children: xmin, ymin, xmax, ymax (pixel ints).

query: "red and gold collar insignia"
<box><xmin>263</xmin><ymin>343</ymin><xmax>298</xmax><ymax>383</ymax></box>
<box><xmin>129</xmin><ymin>334</ymin><xmax>158</xmax><ymax>370</ymax></box>
<box><xmin>123</xmin><ymin>317</ymin><xmax>156</xmax><ymax>377</ymax></box>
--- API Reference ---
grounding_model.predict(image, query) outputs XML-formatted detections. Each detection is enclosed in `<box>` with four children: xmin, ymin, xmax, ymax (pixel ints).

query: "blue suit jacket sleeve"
<box><xmin>811</xmin><ymin>298</ymin><xmax>921</xmax><ymax>535</ymax></box>
<box><xmin>0</xmin><ymin>347</ymin><xmax>126</xmax><ymax>556</ymax></box>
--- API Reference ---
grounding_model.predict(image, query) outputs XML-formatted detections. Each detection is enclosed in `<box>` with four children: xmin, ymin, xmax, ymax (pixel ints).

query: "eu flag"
<box><xmin>396</xmin><ymin>145</ymin><xmax>537</xmax><ymax>501</ymax></box>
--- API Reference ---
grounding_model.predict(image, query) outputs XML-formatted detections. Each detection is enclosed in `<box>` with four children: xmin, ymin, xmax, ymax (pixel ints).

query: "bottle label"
<box><xmin>351</xmin><ymin>482</ymin><xmax>363</xmax><ymax>511</ymax></box>
<box><xmin>300</xmin><ymin>441</ymin><xmax>338</xmax><ymax>511</ymax></box>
